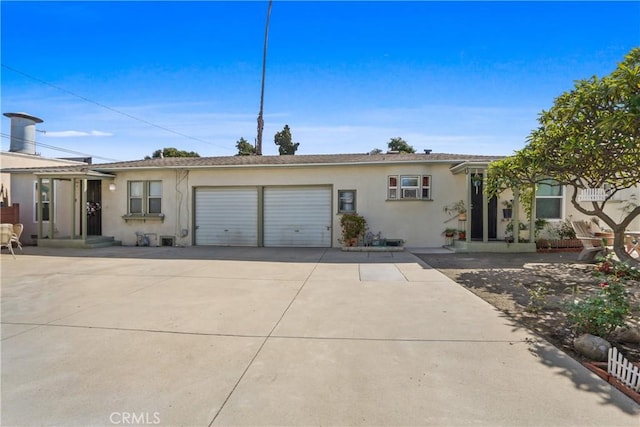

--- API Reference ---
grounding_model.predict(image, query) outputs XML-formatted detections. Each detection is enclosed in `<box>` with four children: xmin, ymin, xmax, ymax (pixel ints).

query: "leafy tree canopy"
<box><xmin>387</xmin><ymin>137</ymin><xmax>415</xmax><ymax>153</ymax></box>
<box><xmin>274</xmin><ymin>124</ymin><xmax>300</xmax><ymax>155</ymax></box>
<box><xmin>145</xmin><ymin>147</ymin><xmax>200</xmax><ymax>159</ymax></box>
<box><xmin>235</xmin><ymin>137</ymin><xmax>256</xmax><ymax>156</ymax></box>
<box><xmin>487</xmin><ymin>47</ymin><xmax>640</xmax><ymax>264</ymax></box>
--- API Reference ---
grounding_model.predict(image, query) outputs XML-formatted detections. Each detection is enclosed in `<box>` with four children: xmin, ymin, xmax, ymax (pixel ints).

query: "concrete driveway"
<box><xmin>1</xmin><ymin>246</ymin><xmax>638</xmax><ymax>426</ymax></box>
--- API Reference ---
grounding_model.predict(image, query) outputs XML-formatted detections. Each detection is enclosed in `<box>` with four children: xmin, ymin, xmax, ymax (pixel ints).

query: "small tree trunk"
<box><xmin>613</xmin><ymin>229</ymin><xmax>639</xmax><ymax>267</ymax></box>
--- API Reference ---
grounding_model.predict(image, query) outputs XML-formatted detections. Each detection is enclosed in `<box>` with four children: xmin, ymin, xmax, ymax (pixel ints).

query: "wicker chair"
<box><xmin>1</xmin><ymin>224</ymin><xmax>16</xmax><ymax>259</ymax></box>
<box><xmin>11</xmin><ymin>223</ymin><xmax>23</xmax><ymax>252</ymax></box>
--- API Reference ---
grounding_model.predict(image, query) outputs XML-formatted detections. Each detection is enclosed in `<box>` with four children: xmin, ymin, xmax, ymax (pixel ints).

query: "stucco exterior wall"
<box><xmin>564</xmin><ymin>186</ymin><xmax>640</xmax><ymax>231</ymax></box>
<box><xmin>494</xmin><ymin>184</ymin><xmax>640</xmax><ymax>240</ymax></box>
<box><xmin>101</xmin><ymin>163</ymin><xmax>468</xmax><ymax>247</ymax></box>
<box><xmin>9</xmin><ymin>174</ymin><xmax>75</xmax><ymax>244</ymax></box>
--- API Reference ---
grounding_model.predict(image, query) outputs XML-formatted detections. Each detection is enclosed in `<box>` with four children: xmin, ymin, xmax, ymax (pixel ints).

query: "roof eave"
<box><xmin>33</xmin><ymin>171</ymin><xmax>116</xmax><ymax>179</ymax></box>
<box><xmin>450</xmin><ymin>160</ymin><xmax>494</xmax><ymax>175</ymax></box>
<box><xmin>92</xmin><ymin>158</ymin><xmax>494</xmax><ymax>172</ymax></box>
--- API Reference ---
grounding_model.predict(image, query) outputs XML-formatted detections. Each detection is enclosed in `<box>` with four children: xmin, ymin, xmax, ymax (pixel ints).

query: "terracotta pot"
<box><xmin>345</xmin><ymin>237</ymin><xmax>359</xmax><ymax>247</ymax></box>
<box><xmin>594</xmin><ymin>232</ymin><xmax>614</xmax><ymax>246</ymax></box>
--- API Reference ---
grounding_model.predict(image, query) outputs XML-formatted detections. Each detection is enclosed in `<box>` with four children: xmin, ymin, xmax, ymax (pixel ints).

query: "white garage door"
<box><xmin>264</xmin><ymin>186</ymin><xmax>332</xmax><ymax>247</ymax></box>
<box><xmin>195</xmin><ymin>188</ymin><xmax>258</xmax><ymax>246</ymax></box>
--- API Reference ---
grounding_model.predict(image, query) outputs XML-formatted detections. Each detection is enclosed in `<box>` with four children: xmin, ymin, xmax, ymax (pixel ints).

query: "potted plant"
<box><xmin>444</xmin><ymin>200</ymin><xmax>467</xmax><ymax>221</ymax></box>
<box><xmin>339</xmin><ymin>213</ymin><xmax>367</xmax><ymax>247</ymax></box>
<box><xmin>471</xmin><ymin>174</ymin><xmax>483</xmax><ymax>194</ymax></box>
<box><xmin>442</xmin><ymin>227</ymin><xmax>457</xmax><ymax>246</ymax></box>
<box><xmin>505</xmin><ymin>220</ymin><xmax>528</xmax><ymax>242</ymax></box>
<box><xmin>458</xmin><ymin>230</ymin><xmax>466</xmax><ymax>241</ymax></box>
<box><xmin>442</xmin><ymin>228</ymin><xmax>457</xmax><ymax>238</ymax></box>
<box><xmin>502</xmin><ymin>200</ymin><xmax>513</xmax><ymax>219</ymax></box>
<box><xmin>534</xmin><ymin>218</ymin><xmax>548</xmax><ymax>239</ymax></box>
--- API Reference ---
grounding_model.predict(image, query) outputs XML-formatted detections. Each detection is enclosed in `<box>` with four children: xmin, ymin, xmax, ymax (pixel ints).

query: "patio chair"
<box><xmin>11</xmin><ymin>223</ymin><xmax>23</xmax><ymax>252</ymax></box>
<box><xmin>0</xmin><ymin>223</ymin><xmax>16</xmax><ymax>259</ymax></box>
<box><xmin>571</xmin><ymin>220</ymin><xmax>611</xmax><ymax>262</ymax></box>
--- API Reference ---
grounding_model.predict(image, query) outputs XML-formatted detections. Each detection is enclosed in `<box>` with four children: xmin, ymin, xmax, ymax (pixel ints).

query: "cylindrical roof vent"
<box><xmin>3</xmin><ymin>112</ymin><xmax>44</xmax><ymax>155</ymax></box>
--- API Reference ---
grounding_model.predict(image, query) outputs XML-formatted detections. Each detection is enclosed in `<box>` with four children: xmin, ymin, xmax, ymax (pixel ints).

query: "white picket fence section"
<box><xmin>608</xmin><ymin>347</ymin><xmax>640</xmax><ymax>392</ymax></box>
<box><xmin>578</xmin><ymin>188</ymin><xmax>607</xmax><ymax>202</ymax></box>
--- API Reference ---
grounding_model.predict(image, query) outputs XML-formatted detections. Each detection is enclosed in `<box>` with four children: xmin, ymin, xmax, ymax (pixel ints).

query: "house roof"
<box><xmin>1</xmin><ymin>152</ymin><xmax>503</xmax><ymax>174</ymax></box>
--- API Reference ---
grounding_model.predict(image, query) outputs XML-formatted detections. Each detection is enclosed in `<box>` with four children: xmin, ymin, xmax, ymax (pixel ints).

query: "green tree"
<box><xmin>274</xmin><ymin>124</ymin><xmax>300</xmax><ymax>155</ymax></box>
<box><xmin>145</xmin><ymin>147</ymin><xmax>200</xmax><ymax>159</ymax></box>
<box><xmin>486</xmin><ymin>48</ymin><xmax>640</xmax><ymax>265</ymax></box>
<box><xmin>387</xmin><ymin>137</ymin><xmax>415</xmax><ymax>153</ymax></box>
<box><xmin>369</xmin><ymin>148</ymin><xmax>383</xmax><ymax>154</ymax></box>
<box><xmin>235</xmin><ymin>137</ymin><xmax>256</xmax><ymax>156</ymax></box>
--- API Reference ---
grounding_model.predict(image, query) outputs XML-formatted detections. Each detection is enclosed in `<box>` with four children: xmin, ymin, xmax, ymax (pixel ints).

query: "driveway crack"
<box><xmin>207</xmin><ymin>248</ymin><xmax>328</xmax><ymax>426</ymax></box>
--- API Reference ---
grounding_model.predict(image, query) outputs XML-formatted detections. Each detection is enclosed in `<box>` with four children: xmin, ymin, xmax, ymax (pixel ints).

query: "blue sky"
<box><xmin>1</xmin><ymin>1</ymin><xmax>639</xmax><ymax>162</ymax></box>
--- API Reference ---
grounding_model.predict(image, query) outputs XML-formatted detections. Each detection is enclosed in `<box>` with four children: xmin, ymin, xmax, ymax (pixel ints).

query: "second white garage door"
<box><xmin>263</xmin><ymin>186</ymin><xmax>332</xmax><ymax>247</ymax></box>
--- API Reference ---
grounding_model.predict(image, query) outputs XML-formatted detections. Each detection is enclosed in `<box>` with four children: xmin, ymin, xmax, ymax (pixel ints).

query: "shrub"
<box><xmin>566</xmin><ymin>280</ymin><xmax>630</xmax><ymax>338</ymax></box>
<box><xmin>595</xmin><ymin>253</ymin><xmax>640</xmax><ymax>280</ymax></box>
<box><xmin>339</xmin><ymin>213</ymin><xmax>367</xmax><ymax>245</ymax></box>
<box><xmin>527</xmin><ymin>285</ymin><xmax>549</xmax><ymax>314</ymax></box>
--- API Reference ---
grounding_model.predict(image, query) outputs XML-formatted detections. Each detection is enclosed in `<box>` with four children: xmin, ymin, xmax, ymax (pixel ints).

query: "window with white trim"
<box><xmin>338</xmin><ymin>190</ymin><xmax>357</xmax><ymax>213</ymax></box>
<box><xmin>388</xmin><ymin>175</ymin><xmax>431</xmax><ymax>200</ymax></box>
<box><xmin>34</xmin><ymin>179</ymin><xmax>53</xmax><ymax>222</ymax></box>
<box><xmin>536</xmin><ymin>179</ymin><xmax>563</xmax><ymax>219</ymax></box>
<box><xmin>128</xmin><ymin>180</ymin><xmax>162</xmax><ymax>215</ymax></box>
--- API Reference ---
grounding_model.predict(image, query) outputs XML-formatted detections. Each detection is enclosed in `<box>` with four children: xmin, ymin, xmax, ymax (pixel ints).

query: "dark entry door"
<box><xmin>84</xmin><ymin>180</ymin><xmax>102</xmax><ymax>236</ymax></box>
<box><xmin>470</xmin><ymin>174</ymin><xmax>497</xmax><ymax>240</ymax></box>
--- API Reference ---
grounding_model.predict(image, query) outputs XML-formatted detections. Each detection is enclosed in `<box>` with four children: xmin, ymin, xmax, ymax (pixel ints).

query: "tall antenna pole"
<box><xmin>256</xmin><ymin>0</ymin><xmax>272</xmax><ymax>155</ymax></box>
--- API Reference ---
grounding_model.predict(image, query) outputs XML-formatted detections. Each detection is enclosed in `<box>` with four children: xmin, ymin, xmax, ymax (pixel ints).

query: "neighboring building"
<box><xmin>1</xmin><ymin>112</ymin><xmax>89</xmax><ymax>244</ymax></box>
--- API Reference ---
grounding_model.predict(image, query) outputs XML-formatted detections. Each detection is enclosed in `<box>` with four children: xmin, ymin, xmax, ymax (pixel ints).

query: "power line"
<box><xmin>0</xmin><ymin>132</ymin><xmax>121</xmax><ymax>162</ymax></box>
<box><xmin>1</xmin><ymin>64</ymin><xmax>233</xmax><ymax>152</ymax></box>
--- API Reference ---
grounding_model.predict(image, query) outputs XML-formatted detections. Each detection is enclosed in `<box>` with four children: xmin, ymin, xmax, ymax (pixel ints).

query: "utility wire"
<box><xmin>0</xmin><ymin>132</ymin><xmax>121</xmax><ymax>162</ymax></box>
<box><xmin>1</xmin><ymin>64</ymin><xmax>233</xmax><ymax>152</ymax></box>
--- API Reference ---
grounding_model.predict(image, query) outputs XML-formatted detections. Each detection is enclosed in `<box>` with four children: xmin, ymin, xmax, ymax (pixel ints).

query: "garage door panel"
<box><xmin>264</xmin><ymin>187</ymin><xmax>331</xmax><ymax>247</ymax></box>
<box><xmin>195</xmin><ymin>188</ymin><xmax>258</xmax><ymax>246</ymax></box>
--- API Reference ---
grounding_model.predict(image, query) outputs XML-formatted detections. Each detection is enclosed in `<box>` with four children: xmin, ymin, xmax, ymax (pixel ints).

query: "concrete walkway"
<box><xmin>1</xmin><ymin>246</ymin><xmax>638</xmax><ymax>426</ymax></box>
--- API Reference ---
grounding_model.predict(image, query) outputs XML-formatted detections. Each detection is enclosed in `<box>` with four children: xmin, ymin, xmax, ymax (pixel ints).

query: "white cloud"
<box><xmin>44</xmin><ymin>130</ymin><xmax>113</xmax><ymax>137</ymax></box>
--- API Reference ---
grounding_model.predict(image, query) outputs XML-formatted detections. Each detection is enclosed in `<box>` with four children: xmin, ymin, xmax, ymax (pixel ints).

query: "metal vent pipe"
<box><xmin>3</xmin><ymin>112</ymin><xmax>44</xmax><ymax>154</ymax></box>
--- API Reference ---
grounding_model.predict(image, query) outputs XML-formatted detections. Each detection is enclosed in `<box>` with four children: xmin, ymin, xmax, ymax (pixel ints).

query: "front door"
<box><xmin>470</xmin><ymin>174</ymin><xmax>497</xmax><ymax>240</ymax></box>
<box><xmin>84</xmin><ymin>180</ymin><xmax>102</xmax><ymax>236</ymax></box>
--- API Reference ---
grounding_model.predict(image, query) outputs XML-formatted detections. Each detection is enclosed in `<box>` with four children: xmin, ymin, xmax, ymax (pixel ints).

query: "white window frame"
<box><xmin>33</xmin><ymin>179</ymin><xmax>55</xmax><ymax>223</ymax></box>
<box><xmin>535</xmin><ymin>179</ymin><xmax>564</xmax><ymax>220</ymax></box>
<box><xmin>127</xmin><ymin>180</ymin><xmax>163</xmax><ymax>216</ymax></box>
<box><xmin>147</xmin><ymin>181</ymin><xmax>162</xmax><ymax>214</ymax></box>
<box><xmin>388</xmin><ymin>175</ymin><xmax>432</xmax><ymax>200</ymax></box>
<box><xmin>388</xmin><ymin>176</ymin><xmax>398</xmax><ymax>200</ymax></box>
<box><xmin>338</xmin><ymin>189</ymin><xmax>357</xmax><ymax>213</ymax></box>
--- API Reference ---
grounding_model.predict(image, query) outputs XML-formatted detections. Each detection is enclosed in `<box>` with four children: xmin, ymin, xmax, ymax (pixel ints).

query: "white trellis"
<box><xmin>608</xmin><ymin>347</ymin><xmax>640</xmax><ymax>392</ymax></box>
